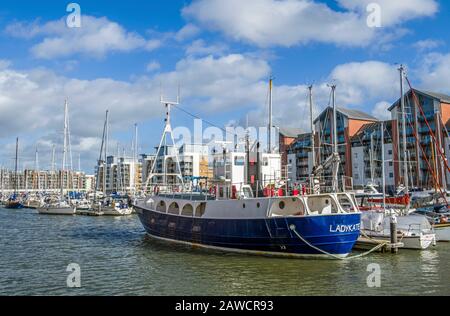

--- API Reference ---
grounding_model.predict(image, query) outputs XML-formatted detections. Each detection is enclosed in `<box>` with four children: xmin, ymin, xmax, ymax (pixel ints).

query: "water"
<box><xmin>1</xmin><ymin>207</ymin><xmax>449</xmax><ymax>296</ymax></box>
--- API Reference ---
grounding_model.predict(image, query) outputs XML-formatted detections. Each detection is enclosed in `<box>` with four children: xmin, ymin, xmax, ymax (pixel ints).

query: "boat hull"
<box><xmin>37</xmin><ymin>207</ymin><xmax>76</xmax><ymax>215</ymax></box>
<box><xmin>434</xmin><ymin>224</ymin><xmax>450</xmax><ymax>242</ymax></box>
<box><xmin>365</xmin><ymin>233</ymin><xmax>436</xmax><ymax>250</ymax></box>
<box><xmin>5</xmin><ymin>202</ymin><xmax>24</xmax><ymax>209</ymax></box>
<box><xmin>135</xmin><ymin>206</ymin><xmax>361</xmax><ymax>258</ymax></box>
<box><xmin>98</xmin><ymin>207</ymin><xmax>133</xmax><ymax>216</ymax></box>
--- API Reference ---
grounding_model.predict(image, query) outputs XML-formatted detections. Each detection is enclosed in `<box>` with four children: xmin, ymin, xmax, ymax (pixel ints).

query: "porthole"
<box><xmin>243</xmin><ymin>203</ymin><xmax>246</xmax><ymax>209</ymax></box>
<box><xmin>257</xmin><ymin>202</ymin><xmax>261</xmax><ymax>208</ymax></box>
<box><xmin>279</xmin><ymin>201</ymin><xmax>286</xmax><ymax>210</ymax></box>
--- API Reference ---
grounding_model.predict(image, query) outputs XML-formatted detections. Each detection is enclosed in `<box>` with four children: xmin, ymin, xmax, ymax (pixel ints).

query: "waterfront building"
<box><xmin>287</xmin><ymin>132</ymin><xmax>313</xmax><ymax>183</ymax></box>
<box><xmin>313</xmin><ymin>107</ymin><xmax>379</xmax><ymax>189</ymax></box>
<box><xmin>350</xmin><ymin>121</ymin><xmax>396</xmax><ymax>192</ymax></box>
<box><xmin>0</xmin><ymin>168</ymin><xmax>93</xmax><ymax>193</ymax></box>
<box><xmin>278</xmin><ymin>128</ymin><xmax>302</xmax><ymax>167</ymax></box>
<box><xmin>96</xmin><ymin>156</ymin><xmax>142</xmax><ymax>194</ymax></box>
<box><xmin>388</xmin><ymin>89</ymin><xmax>450</xmax><ymax>189</ymax></box>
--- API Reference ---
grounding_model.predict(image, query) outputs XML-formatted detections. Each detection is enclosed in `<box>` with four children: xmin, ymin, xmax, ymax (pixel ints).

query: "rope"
<box><xmin>289</xmin><ymin>224</ymin><xmax>388</xmax><ymax>260</ymax></box>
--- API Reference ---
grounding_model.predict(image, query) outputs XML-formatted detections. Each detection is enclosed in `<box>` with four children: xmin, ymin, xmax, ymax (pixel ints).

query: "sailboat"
<box><xmin>37</xmin><ymin>100</ymin><xmax>76</xmax><ymax>215</ymax></box>
<box><xmin>6</xmin><ymin>138</ymin><xmax>24</xmax><ymax>209</ymax></box>
<box><xmin>91</xmin><ymin>110</ymin><xmax>133</xmax><ymax>216</ymax></box>
<box><xmin>360</xmin><ymin>67</ymin><xmax>436</xmax><ymax>249</ymax></box>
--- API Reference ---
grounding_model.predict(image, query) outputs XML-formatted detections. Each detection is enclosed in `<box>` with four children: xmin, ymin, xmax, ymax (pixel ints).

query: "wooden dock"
<box><xmin>354</xmin><ymin>237</ymin><xmax>404</xmax><ymax>253</ymax></box>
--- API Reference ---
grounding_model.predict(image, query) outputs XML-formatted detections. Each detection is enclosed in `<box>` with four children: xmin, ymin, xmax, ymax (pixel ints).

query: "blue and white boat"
<box><xmin>135</xmin><ymin>189</ymin><xmax>361</xmax><ymax>258</ymax></box>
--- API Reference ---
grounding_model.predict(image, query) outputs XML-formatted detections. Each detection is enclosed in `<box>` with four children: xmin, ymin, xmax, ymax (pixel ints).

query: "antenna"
<box><xmin>144</xmin><ymin>87</ymin><xmax>184</xmax><ymax>191</ymax></box>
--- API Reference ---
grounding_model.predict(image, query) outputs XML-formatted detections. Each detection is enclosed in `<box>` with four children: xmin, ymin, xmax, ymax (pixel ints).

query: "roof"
<box><xmin>388</xmin><ymin>89</ymin><xmax>450</xmax><ymax>111</ymax></box>
<box><xmin>278</xmin><ymin>127</ymin><xmax>304</xmax><ymax>138</ymax></box>
<box><xmin>314</xmin><ymin>106</ymin><xmax>378</xmax><ymax>123</ymax></box>
<box><xmin>350</xmin><ymin>120</ymin><xmax>394</xmax><ymax>144</ymax></box>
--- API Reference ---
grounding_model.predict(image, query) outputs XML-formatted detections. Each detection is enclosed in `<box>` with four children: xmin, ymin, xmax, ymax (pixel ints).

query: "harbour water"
<box><xmin>1</xmin><ymin>207</ymin><xmax>449</xmax><ymax>296</ymax></box>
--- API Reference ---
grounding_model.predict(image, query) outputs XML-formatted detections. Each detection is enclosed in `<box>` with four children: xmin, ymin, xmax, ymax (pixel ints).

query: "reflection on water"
<box><xmin>0</xmin><ymin>208</ymin><xmax>449</xmax><ymax>295</ymax></box>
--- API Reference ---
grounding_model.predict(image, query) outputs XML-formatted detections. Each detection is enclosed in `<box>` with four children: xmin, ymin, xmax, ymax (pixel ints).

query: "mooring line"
<box><xmin>289</xmin><ymin>224</ymin><xmax>388</xmax><ymax>260</ymax></box>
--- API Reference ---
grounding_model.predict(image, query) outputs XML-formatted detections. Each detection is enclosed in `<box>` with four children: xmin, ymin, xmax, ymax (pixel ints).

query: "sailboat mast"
<box><xmin>103</xmin><ymin>110</ymin><xmax>109</xmax><ymax>196</ymax></box>
<box><xmin>14</xmin><ymin>137</ymin><xmax>19</xmax><ymax>196</ymax></box>
<box><xmin>268</xmin><ymin>77</ymin><xmax>273</xmax><ymax>154</ymax></box>
<box><xmin>370</xmin><ymin>132</ymin><xmax>375</xmax><ymax>183</ymax></box>
<box><xmin>134</xmin><ymin>124</ymin><xmax>138</xmax><ymax>163</ymax></box>
<box><xmin>399</xmin><ymin>65</ymin><xmax>409</xmax><ymax>194</ymax></box>
<box><xmin>308</xmin><ymin>85</ymin><xmax>316</xmax><ymax>169</ymax></box>
<box><xmin>381</xmin><ymin>122</ymin><xmax>386</xmax><ymax>210</ymax></box>
<box><xmin>331</xmin><ymin>84</ymin><xmax>339</xmax><ymax>192</ymax></box>
<box><xmin>35</xmin><ymin>147</ymin><xmax>40</xmax><ymax>191</ymax></box>
<box><xmin>61</xmin><ymin>100</ymin><xmax>68</xmax><ymax>198</ymax></box>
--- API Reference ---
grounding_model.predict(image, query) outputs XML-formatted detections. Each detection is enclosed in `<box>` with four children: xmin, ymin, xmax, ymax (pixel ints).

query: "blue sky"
<box><xmin>0</xmin><ymin>0</ymin><xmax>449</xmax><ymax>173</ymax></box>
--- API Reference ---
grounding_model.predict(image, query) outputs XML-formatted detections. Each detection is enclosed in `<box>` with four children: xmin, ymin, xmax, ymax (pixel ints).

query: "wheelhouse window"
<box><xmin>338</xmin><ymin>195</ymin><xmax>356</xmax><ymax>212</ymax></box>
<box><xmin>307</xmin><ymin>196</ymin><xmax>339</xmax><ymax>214</ymax></box>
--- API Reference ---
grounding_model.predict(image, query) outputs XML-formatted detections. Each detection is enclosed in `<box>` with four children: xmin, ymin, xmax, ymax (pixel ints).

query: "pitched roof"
<box><xmin>420</xmin><ymin>90</ymin><xmax>450</xmax><ymax>103</ymax></box>
<box><xmin>388</xmin><ymin>89</ymin><xmax>450</xmax><ymax>111</ymax></box>
<box><xmin>350</xmin><ymin>120</ymin><xmax>394</xmax><ymax>144</ymax></box>
<box><xmin>313</xmin><ymin>106</ymin><xmax>378</xmax><ymax>123</ymax></box>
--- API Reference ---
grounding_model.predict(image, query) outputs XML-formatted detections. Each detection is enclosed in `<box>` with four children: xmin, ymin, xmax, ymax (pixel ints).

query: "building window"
<box><xmin>354</xmin><ymin>153</ymin><xmax>358</xmax><ymax>158</ymax></box>
<box><xmin>389</xmin><ymin>173</ymin><xmax>394</xmax><ymax>178</ymax></box>
<box><xmin>389</xmin><ymin>162</ymin><xmax>393</xmax><ymax>167</ymax></box>
<box><xmin>388</xmin><ymin>150</ymin><xmax>392</xmax><ymax>155</ymax></box>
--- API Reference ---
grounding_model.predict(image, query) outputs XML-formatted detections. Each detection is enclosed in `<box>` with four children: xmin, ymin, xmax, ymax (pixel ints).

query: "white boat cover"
<box><xmin>362</xmin><ymin>212</ymin><xmax>432</xmax><ymax>234</ymax></box>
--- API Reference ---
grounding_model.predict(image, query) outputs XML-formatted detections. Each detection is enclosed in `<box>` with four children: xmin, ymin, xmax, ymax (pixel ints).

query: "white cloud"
<box><xmin>183</xmin><ymin>0</ymin><xmax>438</xmax><ymax>48</ymax></box>
<box><xmin>413</xmin><ymin>39</ymin><xmax>443</xmax><ymax>52</ymax></box>
<box><xmin>146</xmin><ymin>61</ymin><xmax>161</xmax><ymax>72</ymax></box>
<box><xmin>5</xmin><ymin>16</ymin><xmax>160</xmax><ymax>59</ymax></box>
<box><xmin>337</xmin><ymin>0</ymin><xmax>438</xmax><ymax>26</ymax></box>
<box><xmin>175</xmin><ymin>23</ymin><xmax>201</xmax><ymax>41</ymax></box>
<box><xmin>0</xmin><ymin>59</ymin><xmax>12</xmax><ymax>69</ymax></box>
<box><xmin>372</xmin><ymin>101</ymin><xmax>392</xmax><ymax>120</ymax></box>
<box><xmin>0</xmin><ymin>53</ymin><xmax>272</xmax><ymax>169</ymax></box>
<box><xmin>329</xmin><ymin>61</ymin><xmax>399</xmax><ymax>106</ymax></box>
<box><xmin>185</xmin><ymin>39</ymin><xmax>228</xmax><ymax>56</ymax></box>
<box><xmin>417</xmin><ymin>52</ymin><xmax>450</xmax><ymax>93</ymax></box>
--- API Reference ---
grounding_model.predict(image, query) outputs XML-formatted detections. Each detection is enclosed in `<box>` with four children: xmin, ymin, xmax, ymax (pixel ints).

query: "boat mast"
<box><xmin>61</xmin><ymin>100</ymin><xmax>68</xmax><ymax>199</ymax></box>
<box><xmin>103</xmin><ymin>110</ymin><xmax>109</xmax><ymax>197</ymax></box>
<box><xmin>370</xmin><ymin>132</ymin><xmax>375</xmax><ymax>184</ymax></box>
<box><xmin>35</xmin><ymin>147</ymin><xmax>40</xmax><ymax>192</ymax></box>
<box><xmin>308</xmin><ymin>85</ymin><xmax>316</xmax><ymax>170</ymax></box>
<box><xmin>268</xmin><ymin>77</ymin><xmax>273</xmax><ymax>154</ymax></box>
<box><xmin>14</xmin><ymin>137</ymin><xmax>19</xmax><ymax>197</ymax></box>
<box><xmin>331</xmin><ymin>84</ymin><xmax>339</xmax><ymax>192</ymax></box>
<box><xmin>145</xmin><ymin>90</ymin><xmax>184</xmax><ymax>190</ymax></box>
<box><xmin>399</xmin><ymin>65</ymin><xmax>409</xmax><ymax>195</ymax></box>
<box><xmin>381</xmin><ymin>122</ymin><xmax>386</xmax><ymax>210</ymax></box>
<box><xmin>133</xmin><ymin>123</ymin><xmax>138</xmax><ymax>195</ymax></box>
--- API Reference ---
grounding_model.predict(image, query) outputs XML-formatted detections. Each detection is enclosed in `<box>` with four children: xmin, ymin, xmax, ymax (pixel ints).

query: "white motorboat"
<box><xmin>434</xmin><ymin>223</ymin><xmax>450</xmax><ymax>242</ymax></box>
<box><xmin>92</xmin><ymin>199</ymin><xmax>133</xmax><ymax>216</ymax></box>
<box><xmin>361</xmin><ymin>211</ymin><xmax>436</xmax><ymax>250</ymax></box>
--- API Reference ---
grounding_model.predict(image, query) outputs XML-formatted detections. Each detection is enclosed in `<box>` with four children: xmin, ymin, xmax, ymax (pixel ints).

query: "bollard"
<box><xmin>390</xmin><ymin>214</ymin><xmax>398</xmax><ymax>254</ymax></box>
